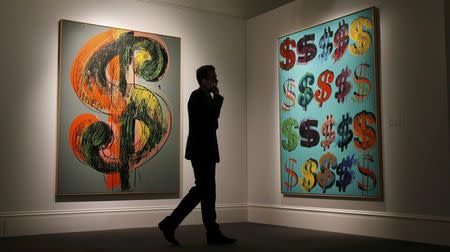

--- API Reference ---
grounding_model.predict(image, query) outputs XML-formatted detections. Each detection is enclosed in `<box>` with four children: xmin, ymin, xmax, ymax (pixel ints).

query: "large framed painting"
<box><xmin>57</xmin><ymin>20</ymin><xmax>180</xmax><ymax>199</ymax></box>
<box><xmin>278</xmin><ymin>7</ymin><xmax>382</xmax><ymax>199</ymax></box>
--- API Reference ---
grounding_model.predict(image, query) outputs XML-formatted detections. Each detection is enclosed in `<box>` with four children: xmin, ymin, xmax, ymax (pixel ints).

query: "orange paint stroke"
<box><xmin>106</xmin><ymin>173</ymin><xmax>121</xmax><ymax>189</ymax></box>
<box><xmin>69</xmin><ymin>113</ymin><xmax>99</xmax><ymax>162</ymax></box>
<box><xmin>70</xmin><ymin>29</ymin><xmax>127</xmax><ymax>117</ymax></box>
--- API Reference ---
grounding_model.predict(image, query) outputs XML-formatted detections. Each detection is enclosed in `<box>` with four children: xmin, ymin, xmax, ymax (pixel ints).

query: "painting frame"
<box><xmin>278</xmin><ymin>7</ymin><xmax>383</xmax><ymax>200</ymax></box>
<box><xmin>56</xmin><ymin>19</ymin><xmax>182</xmax><ymax>200</ymax></box>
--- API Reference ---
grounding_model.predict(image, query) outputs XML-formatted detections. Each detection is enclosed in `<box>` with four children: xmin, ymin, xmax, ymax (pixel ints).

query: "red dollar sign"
<box><xmin>284</xmin><ymin>158</ymin><xmax>299</xmax><ymax>192</ymax></box>
<box><xmin>357</xmin><ymin>154</ymin><xmax>377</xmax><ymax>192</ymax></box>
<box><xmin>315</xmin><ymin>70</ymin><xmax>333</xmax><ymax>107</ymax></box>
<box><xmin>333</xmin><ymin>20</ymin><xmax>349</xmax><ymax>62</ymax></box>
<box><xmin>353</xmin><ymin>110</ymin><xmax>376</xmax><ymax>150</ymax></box>
<box><xmin>280</xmin><ymin>37</ymin><xmax>296</xmax><ymax>70</ymax></box>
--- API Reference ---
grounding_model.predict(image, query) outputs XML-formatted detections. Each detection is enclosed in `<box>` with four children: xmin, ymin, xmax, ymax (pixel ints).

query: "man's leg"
<box><xmin>194</xmin><ymin>160</ymin><xmax>236</xmax><ymax>244</ymax></box>
<box><xmin>159</xmin><ymin>162</ymin><xmax>202</xmax><ymax>245</ymax></box>
<box><xmin>193</xmin><ymin>159</ymin><xmax>219</xmax><ymax>233</ymax></box>
<box><xmin>167</xmin><ymin>185</ymin><xmax>201</xmax><ymax>227</ymax></box>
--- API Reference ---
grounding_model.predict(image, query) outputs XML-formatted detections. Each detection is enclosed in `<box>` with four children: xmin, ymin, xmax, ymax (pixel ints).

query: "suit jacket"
<box><xmin>185</xmin><ymin>87</ymin><xmax>224</xmax><ymax>163</ymax></box>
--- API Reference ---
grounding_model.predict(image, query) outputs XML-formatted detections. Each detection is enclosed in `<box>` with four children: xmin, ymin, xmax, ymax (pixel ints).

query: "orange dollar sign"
<box><xmin>317</xmin><ymin>152</ymin><xmax>336</xmax><ymax>193</ymax></box>
<box><xmin>353</xmin><ymin>110</ymin><xmax>376</xmax><ymax>150</ymax></box>
<box><xmin>280</xmin><ymin>37</ymin><xmax>296</xmax><ymax>71</ymax></box>
<box><xmin>69</xmin><ymin>29</ymin><xmax>172</xmax><ymax>192</ymax></box>
<box><xmin>314</xmin><ymin>70</ymin><xmax>334</xmax><ymax>107</ymax></box>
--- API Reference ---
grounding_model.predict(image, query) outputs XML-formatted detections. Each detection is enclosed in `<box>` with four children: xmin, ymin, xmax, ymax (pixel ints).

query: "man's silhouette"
<box><xmin>158</xmin><ymin>65</ymin><xmax>236</xmax><ymax>246</ymax></box>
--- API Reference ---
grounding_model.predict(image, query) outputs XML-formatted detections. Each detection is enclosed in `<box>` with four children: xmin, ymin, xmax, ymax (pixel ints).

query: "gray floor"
<box><xmin>1</xmin><ymin>222</ymin><xmax>448</xmax><ymax>251</ymax></box>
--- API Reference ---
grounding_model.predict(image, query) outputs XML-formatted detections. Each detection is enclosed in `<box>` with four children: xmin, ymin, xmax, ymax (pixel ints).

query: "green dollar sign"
<box><xmin>282</xmin><ymin>117</ymin><xmax>299</xmax><ymax>152</ymax></box>
<box><xmin>298</xmin><ymin>73</ymin><xmax>314</xmax><ymax>111</ymax></box>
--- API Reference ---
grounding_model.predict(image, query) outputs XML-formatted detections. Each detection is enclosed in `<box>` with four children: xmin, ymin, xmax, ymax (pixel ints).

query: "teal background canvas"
<box><xmin>278</xmin><ymin>8</ymin><xmax>382</xmax><ymax>198</ymax></box>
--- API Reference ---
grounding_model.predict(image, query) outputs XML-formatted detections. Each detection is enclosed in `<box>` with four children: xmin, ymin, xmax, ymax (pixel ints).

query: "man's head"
<box><xmin>196</xmin><ymin>65</ymin><xmax>218</xmax><ymax>91</ymax></box>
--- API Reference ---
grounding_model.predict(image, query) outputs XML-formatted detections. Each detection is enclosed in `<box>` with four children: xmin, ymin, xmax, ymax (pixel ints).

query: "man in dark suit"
<box><xmin>158</xmin><ymin>65</ymin><xmax>236</xmax><ymax>246</ymax></box>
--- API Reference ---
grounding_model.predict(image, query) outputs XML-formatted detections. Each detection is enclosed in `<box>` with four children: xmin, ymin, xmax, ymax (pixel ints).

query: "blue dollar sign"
<box><xmin>336</xmin><ymin>155</ymin><xmax>355</xmax><ymax>192</ymax></box>
<box><xmin>337</xmin><ymin>113</ymin><xmax>353</xmax><ymax>151</ymax></box>
<box><xmin>318</xmin><ymin>27</ymin><xmax>333</xmax><ymax>62</ymax></box>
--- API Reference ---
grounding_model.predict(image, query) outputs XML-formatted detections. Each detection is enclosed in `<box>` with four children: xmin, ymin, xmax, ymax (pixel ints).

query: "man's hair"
<box><xmin>196</xmin><ymin>65</ymin><xmax>215</xmax><ymax>85</ymax></box>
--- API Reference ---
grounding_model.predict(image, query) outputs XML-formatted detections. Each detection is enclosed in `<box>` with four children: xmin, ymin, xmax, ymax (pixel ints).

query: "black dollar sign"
<box><xmin>300</xmin><ymin>119</ymin><xmax>320</xmax><ymax>148</ymax></box>
<box><xmin>336</xmin><ymin>155</ymin><xmax>355</xmax><ymax>192</ymax></box>
<box><xmin>298</xmin><ymin>73</ymin><xmax>314</xmax><ymax>111</ymax></box>
<box><xmin>335</xmin><ymin>66</ymin><xmax>352</xmax><ymax>103</ymax></box>
<box><xmin>297</xmin><ymin>34</ymin><xmax>317</xmax><ymax>64</ymax></box>
<box><xmin>337</xmin><ymin>113</ymin><xmax>353</xmax><ymax>151</ymax></box>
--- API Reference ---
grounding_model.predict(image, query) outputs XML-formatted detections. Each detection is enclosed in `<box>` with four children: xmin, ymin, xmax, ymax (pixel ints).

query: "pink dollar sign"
<box><xmin>321</xmin><ymin>114</ymin><xmax>336</xmax><ymax>150</ymax></box>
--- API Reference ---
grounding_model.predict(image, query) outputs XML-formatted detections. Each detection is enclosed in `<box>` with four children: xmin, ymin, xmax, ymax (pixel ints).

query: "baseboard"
<box><xmin>0</xmin><ymin>203</ymin><xmax>247</xmax><ymax>237</ymax></box>
<box><xmin>248</xmin><ymin>203</ymin><xmax>450</xmax><ymax>246</ymax></box>
<box><xmin>4</xmin><ymin>203</ymin><xmax>450</xmax><ymax>246</ymax></box>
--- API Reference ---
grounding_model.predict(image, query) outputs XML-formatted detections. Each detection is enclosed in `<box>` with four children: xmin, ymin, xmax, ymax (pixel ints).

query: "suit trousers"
<box><xmin>168</xmin><ymin>159</ymin><xmax>220</xmax><ymax>233</ymax></box>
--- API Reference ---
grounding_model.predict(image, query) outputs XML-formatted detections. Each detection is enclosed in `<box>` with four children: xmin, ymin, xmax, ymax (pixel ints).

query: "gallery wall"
<box><xmin>0</xmin><ymin>0</ymin><xmax>247</xmax><ymax>235</ymax></box>
<box><xmin>246</xmin><ymin>0</ymin><xmax>450</xmax><ymax>246</ymax></box>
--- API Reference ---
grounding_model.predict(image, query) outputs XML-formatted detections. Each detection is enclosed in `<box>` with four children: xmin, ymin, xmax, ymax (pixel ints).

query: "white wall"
<box><xmin>0</xmin><ymin>0</ymin><xmax>247</xmax><ymax>236</ymax></box>
<box><xmin>2</xmin><ymin>0</ymin><xmax>450</xmax><ymax>246</ymax></box>
<box><xmin>247</xmin><ymin>0</ymin><xmax>450</xmax><ymax>246</ymax></box>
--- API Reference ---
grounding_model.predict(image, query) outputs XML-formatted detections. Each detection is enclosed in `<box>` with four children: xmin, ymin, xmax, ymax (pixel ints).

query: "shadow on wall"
<box><xmin>445</xmin><ymin>0</ymin><xmax>450</xmax><ymax>150</ymax></box>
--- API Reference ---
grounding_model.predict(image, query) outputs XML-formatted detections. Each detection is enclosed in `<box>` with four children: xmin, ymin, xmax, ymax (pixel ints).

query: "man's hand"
<box><xmin>211</xmin><ymin>85</ymin><xmax>219</xmax><ymax>95</ymax></box>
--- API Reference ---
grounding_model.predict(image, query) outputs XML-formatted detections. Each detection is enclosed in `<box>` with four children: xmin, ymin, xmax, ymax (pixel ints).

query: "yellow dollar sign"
<box><xmin>349</xmin><ymin>17</ymin><xmax>373</xmax><ymax>56</ymax></box>
<box><xmin>300</xmin><ymin>158</ymin><xmax>318</xmax><ymax>192</ymax></box>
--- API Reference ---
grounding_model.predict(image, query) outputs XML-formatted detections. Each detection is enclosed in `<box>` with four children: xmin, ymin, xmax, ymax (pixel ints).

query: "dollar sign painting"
<box><xmin>298</xmin><ymin>73</ymin><xmax>314</xmax><ymax>111</ymax></box>
<box><xmin>300</xmin><ymin>158</ymin><xmax>318</xmax><ymax>192</ymax></box>
<box><xmin>284</xmin><ymin>158</ymin><xmax>299</xmax><ymax>192</ymax></box>
<box><xmin>337</xmin><ymin>113</ymin><xmax>353</xmax><ymax>151</ymax></box>
<box><xmin>297</xmin><ymin>34</ymin><xmax>317</xmax><ymax>64</ymax></box>
<box><xmin>280</xmin><ymin>37</ymin><xmax>296</xmax><ymax>70</ymax></box>
<box><xmin>69</xmin><ymin>29</ymin><xmax>172</xmax><ymax>191</ymax></box>
<box><xmin>350</xmin><ymin>16</ymin><xmax>373</xmax><ymax>56</ymax></box>
<box><xmin>317</xmin><ymin>152</ymin><xmax>336</xmax><ymax>193</ymax></box>
<box><xmin>318</xmin><ymin>27</ymin><xmax>333</xmax><ymax>62</ymax></box>
<box><xmin>282</xmin><ymin>78</ymin><xmax>297</xmax><ymax>112</ymax></box>
<box><xmin>321</xmin><ymin>114</ymin><xmax>336</xmax><ymax>151</ymax></box>
<box><xmin>333</xmin><ymin>20</ymin><xmax>349</xmax><ymax>62</ymax></box>
<box><xmin>282</xmin><ymin>118</ymin><xmax>299</xmax><ymax>152</ymax></box>
<box><xmin>335</xmin><ymin>155</ymin><xmax>355</xmax><ymax>192</ymax></box>
<box><xmin>335</xmin><ymin>66</ymin><xmax>352</xmax><ymax>103</ymax></box>
<box><xmin>300</xmin><ymin>119</ymin><xmax>320</xmax><ymax>148</ymax></box>
<box><xmin>353</xmin><ymin>110</ymin><xmax>376</xmax><ymax>151</ymax></box>
<box><xmin>357</xmin><ymin>154</ymin><xmax>377</xmax><ymax>192</ymax></box>
<box><xmin>352</xmin><ymin>63</ymin><xmax>372</xmax><ymax>102</ymax></box>
<box><xmin>315</xmin><ymin>70</ymin><xmax>333</xmax><ymax>107</ymax></box>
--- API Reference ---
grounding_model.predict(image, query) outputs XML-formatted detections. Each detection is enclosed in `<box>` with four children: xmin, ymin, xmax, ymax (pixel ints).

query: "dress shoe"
<box><xmin>206</xmin><ymin>231</ymin><xmax>237</xmax><ymax>245</ymax></box>
<box><xmin>158</xmin><ymin>217</ymin><xmax>179</xmax><ymax>246</ymax></box>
